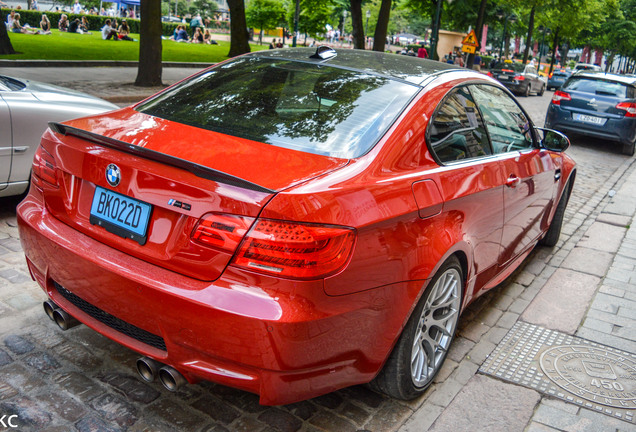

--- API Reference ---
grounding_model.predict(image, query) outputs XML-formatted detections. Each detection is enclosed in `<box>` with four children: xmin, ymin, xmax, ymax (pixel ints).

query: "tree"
<box><xmin>228</xmin><ymin>0</ymin><xmax>251</xmax><ymax>57</ymax></box>
<box><xmin>246</xmin><ymin>0</ymin><xmax>285</xmax><ymax>45</ymax></box>
<box><xmin>372</xmin><ymin>0</ymin><xmax>391</xmax><ymax>51</ymax></box>
<box><xmin>135</xmin><ymin>0</ymin><xmax>163</xmax><ymax>87</ymax></box>
<box><xmin>286</xmin><ymin>0</ymin><xmax>335</xmax><ymax>45</ymax></box>
<box><xmin>0</xmin><ymin>18</ymin><xmax>16</xmax><ymax>55</ymax></box>
<box><xmin>350</xmin><ymin>0</ymin><xmax>365</xmax><ymax>49</ymax></box>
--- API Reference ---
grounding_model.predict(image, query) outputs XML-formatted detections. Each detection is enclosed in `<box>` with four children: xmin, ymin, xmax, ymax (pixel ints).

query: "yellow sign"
<box><xmin>462</xmin><ymin>29</ymin><xmax>479</xmax><ymax>47</ymax></box>
<box><xmin>461</xmin><ymin>45</ymin><xmax>476</xmax><ymax>54</ymax></box>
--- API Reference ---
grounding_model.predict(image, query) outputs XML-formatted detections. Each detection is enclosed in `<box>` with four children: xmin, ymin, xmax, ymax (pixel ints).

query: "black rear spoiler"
<box><xmin>48</xmin><ymin>122</ymin><xmax>275</xmax><ymax>194</ymax></box>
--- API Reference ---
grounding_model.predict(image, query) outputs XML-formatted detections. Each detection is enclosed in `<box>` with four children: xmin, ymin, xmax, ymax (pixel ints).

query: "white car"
<box><xmin>0</xmin><ymin>74</ymin><xmax>117</xmax><ymax>197</ymax></box>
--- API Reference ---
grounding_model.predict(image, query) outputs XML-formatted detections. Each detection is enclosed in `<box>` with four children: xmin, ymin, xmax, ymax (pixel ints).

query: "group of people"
<box><xmin>58</xmin><ymin>14</ymin><xmax>91</xmax><ymax>34</ymax></box>
<box><xmin>101</xmin><ymin>19</ymin><xmax>134</xmax><ymax>41</ymax></box>
<box><xmin>170</xmin><ymin>23</ymin><xmax>218</xmax><ymax>44</ymax></box>
<box><xmin>6</xmin><ymin>10</ymin><xmax>51</xmax><ymax>35</ymax></box>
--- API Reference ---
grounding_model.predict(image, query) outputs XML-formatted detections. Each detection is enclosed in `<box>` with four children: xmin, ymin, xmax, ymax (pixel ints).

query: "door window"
<box><xmin>470</xmin><ymin>85</ymin><xmax>535</xmax><ymax>154</ymax></box>
<box><xmin>427</xmin><ymin>87</ymin><xmax>491</xmax><ymax>163</ymax></box>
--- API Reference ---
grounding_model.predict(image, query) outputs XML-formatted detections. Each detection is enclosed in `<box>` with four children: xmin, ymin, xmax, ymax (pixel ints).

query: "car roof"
<box><xmin>570</xmin><ymin>71</ymin><xmax>636</xmax><ymax>86</ymax></box>
<box><xmin>249</xmin><ymin>47</ymin><xmax>464</xmax><ymax>85</ymax></box>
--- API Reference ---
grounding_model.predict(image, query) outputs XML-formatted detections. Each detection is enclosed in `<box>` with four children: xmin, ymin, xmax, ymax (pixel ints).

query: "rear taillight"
<box><xmin>551</xmin><ymin>90</ymin><xmax>572</xmax><ymax>105</ymax></box>
<box><xmin>32</xmin><ymin>145</ymin><xmax>58</xmax><ymax>188</ymax></box>
<box><xmin>191</xmin><ymin>213</ymin><xmax>255</xmax><ymax>252</ymax></box>
<box><xmin>616</xmin><ymin>102</ymin><xmax>636</xmax><ymax>117</ymax></box>
<box><xmin>485</xmin><ymin>71</ymin><xmax>493</xmax><ymax>77</ymax></box>
<box><xmin>232</xmin><ymin>219</ymin><xmax>356</xmax><ymax>279</ymax></box>
<box><xmin>549</xmin><ymin>73</ymin><xmax>553</xmax><ymax>78</ymax></box>
<box><xmin>502</xmin><ymin>69</ymin><xmax>514</xmax><ymax>73</ymax></box>
<box><xmin>513</xmin><ymin>75</ymin><xmax>525</xmax><ymax>81</ymax></box>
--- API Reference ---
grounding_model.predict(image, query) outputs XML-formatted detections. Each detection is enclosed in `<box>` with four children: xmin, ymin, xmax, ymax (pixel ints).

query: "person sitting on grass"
<box><xmin>79</xmin><ymin>16</ymin><xmax>90</xmax><ymax>33</ymax></box>
<box><xmin>39</xmin><ymin>13</ymin><xmax>51</xmax><ymax>34</ymax></box>
<box><xmin>191</xmin><ymin>27</ymin><xmax>204</xmax><ymax>43</ymax></box>
<box><xmin>117</xmin><ymin>19</ymin><xmax>134</xmax><ymax>41</ymax></box>
<box><xmin>175</xmin><ymin>25</ymin><xmax>189</xmax><ymax>42</ymax></box>
<box><xmin>203</xmin><ymin>28</ymin><xmax>213</xmax><ymax>44</ymax></box>
<box><xmin>101</xmin><ymin>18</ymin><xmax>118</xmax><ymax>40</ymax></box>
<box><xmin>11</xmin><ymin>13</ymin><xmax>38</xmax><ymax>33</ymax></box>
<box><xmin>58</xmin><ymin>14</ymin><xmax>68</xmax><ymax>31</ymax></box>
<box><xmin>6</xmin><ymin>10</ymin><xmax>15</xmax><ymax>28</ymax></box>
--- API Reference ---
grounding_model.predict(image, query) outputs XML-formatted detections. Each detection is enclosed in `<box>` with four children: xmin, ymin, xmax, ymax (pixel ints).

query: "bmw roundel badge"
<box><xmin>106</xmin><ymin>164</ymin><xmax>121</xmax><ymax>187</ymax></box>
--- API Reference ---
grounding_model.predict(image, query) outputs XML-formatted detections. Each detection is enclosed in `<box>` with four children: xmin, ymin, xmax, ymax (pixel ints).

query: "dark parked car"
<box><xmin>547</xmin><ymin>69</ymin><xmax>572</xmax><ymax>91</ymax></box>
<box><xmin>545</xmin><ymin>72</ymin><xmax>636</xmax><ymax>155</ymax></box>
<box><xmin>18</xmin><ymin>47</ymin><xmax>575</xmax><ymax>405</ymax></box>
<box><xmin>489</xmin><ymin>62</ymin><xmax>546</xmax><ymax>96</ymax></box>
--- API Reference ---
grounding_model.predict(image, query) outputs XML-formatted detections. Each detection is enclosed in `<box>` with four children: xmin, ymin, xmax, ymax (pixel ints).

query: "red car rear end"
<box><xmin>18</xmin><ymin>48</ymin><xmax>575</xmax><ymax>405</ymax></box>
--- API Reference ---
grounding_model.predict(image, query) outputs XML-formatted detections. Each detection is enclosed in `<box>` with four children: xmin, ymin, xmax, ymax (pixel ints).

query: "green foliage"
<box><xmin>286</xmin><ymin>0</ymin><xmax>334</xmax><ymax>38</ymax></box>
<box><xmin>246</xmin><ymin>0</ymin><xmax>285</xmax><ymax>32</ymax></box>
<box><xmin>0</xmin><ymin>29</ymin><xmax>267</xmax><ymax>61</ymax></box>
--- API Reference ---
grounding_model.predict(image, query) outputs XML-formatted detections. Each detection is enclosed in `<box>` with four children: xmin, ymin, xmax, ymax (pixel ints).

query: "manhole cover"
<box><xmin>480</xmin><ymin>321</ymin><xmax>635</xmax><ymax>424</ymax></box>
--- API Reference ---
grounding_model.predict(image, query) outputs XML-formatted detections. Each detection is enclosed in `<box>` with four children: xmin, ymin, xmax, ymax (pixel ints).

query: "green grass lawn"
<box><xmin>0</xmin><ymin>30</ymin><xmax>267</xmax><ymax>62</ymax></box>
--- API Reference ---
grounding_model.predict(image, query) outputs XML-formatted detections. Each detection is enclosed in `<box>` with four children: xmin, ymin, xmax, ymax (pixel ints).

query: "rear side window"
<box><xmin>428</xmin><ymin>87</ymin><xmax>491</xmax><ymax>163</ymax></box>
<box><xmin>470</xmin><ymin>85</ymin><xmax>534</xmax><ymax>154</ymax></box>
<box><xmin>563</xmin><ymin>77</ymin><xmax>634</xmax><ymax>98</ymax></box>
<box><xmin>136</xmin><ymin>57</ymin><xmax>419</xmax><ymax>159</ymax></box>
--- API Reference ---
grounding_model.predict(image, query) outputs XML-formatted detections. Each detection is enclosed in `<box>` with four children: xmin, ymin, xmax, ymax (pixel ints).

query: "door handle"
<box><xmin>555</xmin><ymin>169</ymin><xmax>561</xmax><ymax>181</ymax></box>
<box><xmin>505</xmin><ymin>175</ymin><xmax>521</xmax><ymax>188</ymax></box>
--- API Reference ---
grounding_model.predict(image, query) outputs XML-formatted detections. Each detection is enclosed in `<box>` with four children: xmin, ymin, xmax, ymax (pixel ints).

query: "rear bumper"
<box><xmin>545</xmin><ymin>106</ymin><xmax>636</xmax><ymax>145</ymax></box>
<box><xmin>17</xmin><ymin>192</ymin><xmax>418</xmax><ymax>405</ymax></box>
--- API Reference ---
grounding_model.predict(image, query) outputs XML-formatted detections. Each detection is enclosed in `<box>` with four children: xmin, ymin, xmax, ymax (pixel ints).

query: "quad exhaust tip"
<box><xmin>43</xmin><ymin>300</ymin><xmax>59</xmax><ymax>321</ymax></box>
<box><xmin>136</xmin><ymin>357</ymin><xmax>161</xmax><ymax>383</ymax></box>
<box><xmin>158</xmin><ymin>366</ymin><xmax>187</xmax><ymax>392</ymax></box>
<box><xmin>44</xmin><ymin>299</ymin><xmax>81</xmax><ymax>330</ymax></box>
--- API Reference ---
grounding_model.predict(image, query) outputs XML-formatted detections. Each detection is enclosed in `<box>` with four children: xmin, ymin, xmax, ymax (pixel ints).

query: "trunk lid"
<box><xmin>39</xmin><ymin>108</ymin><xmax>348</xmax><ymax>281</ymax></box>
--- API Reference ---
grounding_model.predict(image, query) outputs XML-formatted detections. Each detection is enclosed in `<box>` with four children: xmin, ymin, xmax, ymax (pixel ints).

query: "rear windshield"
<box><xmin>563</xmin><ymin>77</ymin><xmax>634</xmax><ymax>98</ymax></box>
<box><xmin>137</xmin><ymin>57</ymin><xmax>419</xmax><ymax>158</ymax></box>
<box><xmin>493</xmin><ymin>62</ymin><xmax>524</xmax><ymax>72</ymax></box>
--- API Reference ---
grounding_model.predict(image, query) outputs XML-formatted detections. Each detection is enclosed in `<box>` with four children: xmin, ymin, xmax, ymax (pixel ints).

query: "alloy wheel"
<box><xmin>410</xmin><ymin>268</ymin><xmax>461</xmax><ymax>387</ymax></box>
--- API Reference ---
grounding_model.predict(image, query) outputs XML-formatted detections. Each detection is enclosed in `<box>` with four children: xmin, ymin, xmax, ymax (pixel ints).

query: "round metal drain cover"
<box><xmin>540</xmin><ymin>345</ymin><xmax>636</xmax><ymax>409</ymax></box>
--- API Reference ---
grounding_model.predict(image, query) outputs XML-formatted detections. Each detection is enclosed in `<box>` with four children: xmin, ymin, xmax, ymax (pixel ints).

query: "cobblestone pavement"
<box><xmin>0</xmin><ymin>73</ymin><xmax>635</xmax><ymax>432</ymax></box>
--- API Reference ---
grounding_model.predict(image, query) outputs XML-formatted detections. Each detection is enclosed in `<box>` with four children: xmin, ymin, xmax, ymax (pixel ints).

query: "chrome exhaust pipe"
<box><xmin>158</xmin><ymin>366</ymin><xmax>187</xmax><ymax>392</ymax></box>
<box><xmin>43</xmin><ymin>300</ymin><xmax>59</xmax><ymax>321</ymax></box>
<box><xmin>52</xmin><ymin>308</ymin><xmax>81</xmax><ymax>331</ymax></box>
<box><xmin>136</xmin><ymin>357</ymin><xmax>162</xmax><ymax>383</ymax></box>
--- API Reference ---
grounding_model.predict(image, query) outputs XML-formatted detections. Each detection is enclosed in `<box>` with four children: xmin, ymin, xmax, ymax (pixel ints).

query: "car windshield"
<box><xmin>493</xmin><ymin>62</ymin><xmax>524</xmax><ymax>72</ymax></box>
<box><xmin>563</xmin><ymin>77</ymin><xmax>634</xmax><ymax>98</ymax></box>
<box><xmin>0</xmin><ymin>75</ymin><xmax>26</xmax><ymax>91</ymax></box>
<box><xmin>136</xmin><ymin>57</ymin><xmax>419</xmax><ymax>159</ymax></box>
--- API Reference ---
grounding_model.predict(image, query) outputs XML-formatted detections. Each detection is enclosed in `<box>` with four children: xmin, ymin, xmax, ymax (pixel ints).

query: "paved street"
<box><xmin>0</xmin><ymin>69</ymin><xmax>635</xmax><ymax>432</ymax></box>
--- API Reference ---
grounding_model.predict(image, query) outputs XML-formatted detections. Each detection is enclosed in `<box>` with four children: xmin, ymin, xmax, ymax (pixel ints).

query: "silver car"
<box><xmin>0</xmin><ymin>75</ymin><xmax>117</xmax><ymax>197</ymax></box>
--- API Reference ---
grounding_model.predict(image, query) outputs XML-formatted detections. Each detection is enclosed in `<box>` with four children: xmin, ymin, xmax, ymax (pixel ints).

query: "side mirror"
<box><xmin>536</xmin><ymin>127</ymin><xmax>570</xmax><ymax>152</ymax></box>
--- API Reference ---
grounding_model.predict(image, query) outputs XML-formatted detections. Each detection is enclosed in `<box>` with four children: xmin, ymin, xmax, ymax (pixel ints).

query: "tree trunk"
<box><xmin>135</xmin><ymin>0</ymin><xmax>163</xmax><ymax>87</ymax></box>
<box><xmin>350</xmin><ymin>0</ymin><xmax>365</xmax><ymax>50</ymax></box>
<box><xmin>466</xmin><ymin>0</ymin><xmax>488</xmax><ymax>69</ymax></box>
<box><xmin>0</xmin><ymin>18</ymin><xmax>16</xmax><ymax>55</ymax></box>
<box><xmin>548</xmin><ymin>27</ymin><xmax>559</xmax><ymax>76</ymax></box>
<box><xmin>372</xmin><ymin>0</ymin><xmax>391</xmax><ymax>52</ymax></box>
<box><xmin>522</xmin><ymin>4</ymin><xmax>535</xmax><ymax>64</ymax></box>
<box><xmin>227</xmin><ymin>0</ymin><xmax>251</xmax><ymax>57</ymax></box>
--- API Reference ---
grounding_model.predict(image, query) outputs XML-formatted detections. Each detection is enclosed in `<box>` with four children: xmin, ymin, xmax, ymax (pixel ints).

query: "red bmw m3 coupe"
<box><xmin>17</xmin><ymin>47</ymin><xmax>575</xmax><ymax>405</ymax></box>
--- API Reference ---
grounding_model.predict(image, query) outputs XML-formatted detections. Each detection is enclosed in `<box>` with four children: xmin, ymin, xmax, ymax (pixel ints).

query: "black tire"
<box><xmin>539</xmin><ymin>182</ymin><xmax>571</xmax><ymax>247</ymax></box>
<box><xmin>370</xmin><ymin>256</ymin><xmax>463</xmax><ymax>400</ymax></box>
<box><xmin>523</xmin><ymin>84</ymin><xmax>530</xmax><ymax>97</ymax></box>
<box><xmin>538</xmin><ymin>83</ymin><xmax>545</xmax><ymax>96</ymax></box>
<box><xmin>622</xmin><ymin>140</ymin><xmax>635</xmax><ymax>156</ymax></box>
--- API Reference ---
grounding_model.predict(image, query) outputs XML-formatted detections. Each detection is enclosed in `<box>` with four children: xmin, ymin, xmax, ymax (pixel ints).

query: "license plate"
<box><xmin>90</xmin><ymin>186</ymin><xmax>152</xmax><ymax>245</ymax></box>
<box><xmin>499</xmin><ymin>75</ymin><xmax>510</xmax><ymax>81</ymax></box>
<box><xmin>573</xmin><ymin>113</ymin><xmax>606</xmax><ymax>125</ymax></box>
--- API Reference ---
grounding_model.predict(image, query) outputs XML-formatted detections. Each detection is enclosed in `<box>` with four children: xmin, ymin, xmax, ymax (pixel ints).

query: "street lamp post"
<box><xmin>430</xmin><ymin>0</ymin><xmax>444</xmax><ymax>61</ymax></box>
<box><xmin>365</xmin><ymin>10</ymin><xmax>370</xmax><ymax>45</ymax></box>
<box><xmin>497</xmin><ymin>11</ymin><xmax>517</xmax><ymax>60</ymax></box>
<box><xmin>538</xmin><ymin>25</ymin><xmax>550</xmax><ymax>64</ymax></box>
